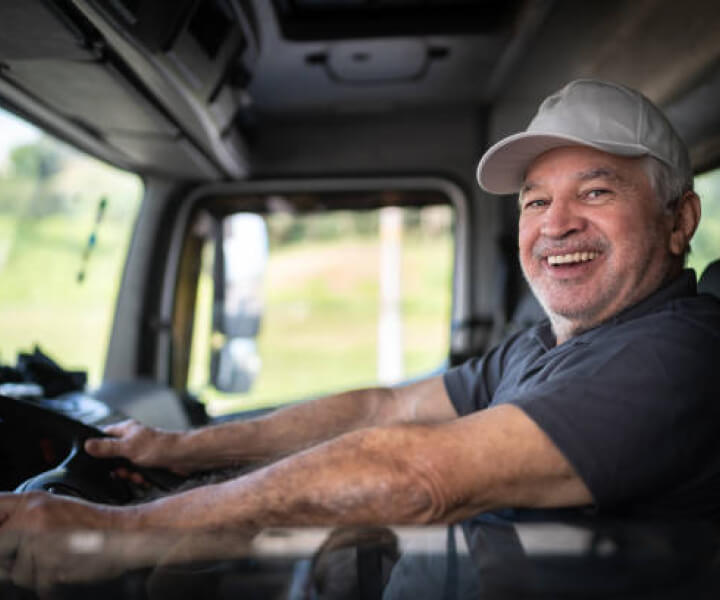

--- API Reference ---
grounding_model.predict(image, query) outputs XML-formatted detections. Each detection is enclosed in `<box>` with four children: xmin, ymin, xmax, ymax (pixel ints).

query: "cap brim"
<box><xmin>476</xmin><ymin>132</ymin><xmax>650</xmax><ymax>195</ymax></box>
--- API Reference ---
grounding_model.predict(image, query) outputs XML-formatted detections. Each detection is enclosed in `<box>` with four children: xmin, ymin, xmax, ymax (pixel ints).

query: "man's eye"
<box><xmin>523</xmin><ymin>199</ymin><xmax>548</xmax><ymax>210</ymax></box>
<box><xmin>585</xmin><ymin>189</ymin><xmax>610</xmax><ymax>200</ymax></box>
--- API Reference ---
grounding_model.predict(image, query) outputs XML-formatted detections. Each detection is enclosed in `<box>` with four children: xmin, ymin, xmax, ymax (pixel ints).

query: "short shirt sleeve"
<box><xmin>443</xmin><ymin>330</ymin><xmax>531</xmax><ymax>416</ymax></box>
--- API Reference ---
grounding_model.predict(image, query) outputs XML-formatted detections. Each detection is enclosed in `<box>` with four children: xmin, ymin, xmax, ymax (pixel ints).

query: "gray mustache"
<box><xmin>531</xmin><ymin>239</ymin><xmax>609</xmax><ymax>259</ymax></box>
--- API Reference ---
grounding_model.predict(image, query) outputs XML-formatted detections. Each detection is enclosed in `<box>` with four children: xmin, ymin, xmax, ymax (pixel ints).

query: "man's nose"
<box><xmin>540</xmin><ymin>197</ymin><xmax>586</xmax><ymax>238</ymax></box>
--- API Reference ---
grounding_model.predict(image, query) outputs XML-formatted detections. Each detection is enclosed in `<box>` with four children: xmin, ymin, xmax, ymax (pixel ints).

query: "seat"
<box><xmin>698</xmin><ymin>259</ymin><xmax>720</xmax><ymax>300</ymax></box>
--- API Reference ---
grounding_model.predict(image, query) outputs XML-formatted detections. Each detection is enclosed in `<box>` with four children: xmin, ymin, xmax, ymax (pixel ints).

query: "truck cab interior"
<box><xmin>2</xmin><ymin>1</ymin><xmax>720</xmax><ymax>597</ymax></box>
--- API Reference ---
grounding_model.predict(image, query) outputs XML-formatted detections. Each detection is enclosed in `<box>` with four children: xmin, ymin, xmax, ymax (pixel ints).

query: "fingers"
<box><xmin>0</xmin><ymin>493</ymin><xmax>21</xmax><ymax>507</ymax></box>
<box><xmin>84</xmin><ymin>419</ymin><xmax>177</xmax><ymax>473</ymax></box>
<box><xmin>84</xmin><ymin>420</ymin><xmax>138</xmax><ymax>458</ymax></box>
<box><xmin>0</xmin><ymin>530</ymin><xmax>20</xmax><ymax>566</ymax></box>
<box><xmin>8</xmin><ymin>534</ymin><xmax>58</xmax><ymax>596</ymax></box>
<box><xmin>10</xmin><ymin>536</ymin><xmax>33</xmax><ymax>592</ymax></box>
<box><xmin>101</xmin><ymin>420</ymin><xmax>136</xmax><ymax>437</ymax></box>
<box><xmin>112</xmin><ymin>467</ymin><xmax>149</xmax><ymax>488</ymax></box>
<box><xmin>127</xmin><ymin>471</ymin><xmax>148</xmax><ymax>487</ymax></box>
<box><xmin>0</xmin><ymin>494</ymin><xmax>20</xmax><ymax>527</ymax></box>
<box><xmin>84</xmin><ymin>436</ymin><xmax>123</xmax><ymax>457</ymax></box>
<box><xmin>0</xmin><ymin>495</ymin><xmax>22</xmax><ymax>565</ymax></box>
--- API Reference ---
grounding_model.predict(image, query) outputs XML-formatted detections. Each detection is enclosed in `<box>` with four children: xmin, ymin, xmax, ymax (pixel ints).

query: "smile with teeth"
<box><xmin>547</xmin><ymin>251</ymin><xmax>599</xmax><ymax>266</ymax></box>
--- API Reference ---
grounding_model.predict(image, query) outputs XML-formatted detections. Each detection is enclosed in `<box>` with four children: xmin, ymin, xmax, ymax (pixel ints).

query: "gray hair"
<box><xmin>642</xmin><ymin>155</ymin><xmax>693</xmax><ymax>214</ymax></box>
<box><xmin>643</xmin><ymin>155</ymin><xmax>695</xmax><ymax>261</ymax></box>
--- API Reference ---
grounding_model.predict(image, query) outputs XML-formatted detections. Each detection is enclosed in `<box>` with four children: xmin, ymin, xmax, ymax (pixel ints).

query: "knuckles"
<box><xmin>96</xmin><ymin>420</ymin><xmax>175</xmax><ymax>468</ymax></box>
<box><xmin>16</xmin><ymin>492</ymin><xmax>57</xmax><ymax>529</ymax></box>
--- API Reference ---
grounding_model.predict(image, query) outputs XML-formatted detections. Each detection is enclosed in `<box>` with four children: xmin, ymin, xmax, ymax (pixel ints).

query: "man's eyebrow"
<box><xmin>575</xmin><ymin>167</ymin><xmax>624</xmax><ymax>183</ymax></box>
<box><xmin>517</xmin><ymin>182</ymin><xmax>537</xmax><ymax>208</ymax></box>
<box><xmin>521</xmin><ymin>167</ymin><xmax>625</xmax><ymax>191</ymax></box>
<box><xmin>518</xmin><ymin>180</ymin><xmax>545</xmax><ymax>204</ymax></box>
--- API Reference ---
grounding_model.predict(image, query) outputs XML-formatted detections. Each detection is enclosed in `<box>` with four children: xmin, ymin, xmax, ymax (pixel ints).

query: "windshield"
<box><xmin>0</xmin><ymin>107</ymin><xmax>143</xmax><ymax>387</ymax></box>
<box><xmin>1</xmin><ymin>518</ymin><xmax>717</xmax><ymax>598</ymax></box>
<box><xmin>689</xmin><ymin>167</ymin><xmax>720</xmax><ymax>276</ymax></box>
<box><xmin>187</xmin><ymin>203</ymin><xmax>455</xmax><ymax>415</ymax></box>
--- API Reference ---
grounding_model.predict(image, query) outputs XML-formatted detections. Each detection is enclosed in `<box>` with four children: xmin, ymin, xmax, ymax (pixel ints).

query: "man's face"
<box><xmin>518</xmin><ymin>146</ymin><xmax>678</xmax><ymax>343</ymax></box>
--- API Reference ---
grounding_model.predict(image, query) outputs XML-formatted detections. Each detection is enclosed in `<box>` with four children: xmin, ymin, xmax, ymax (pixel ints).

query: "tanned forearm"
<box><xmin>85</xmin><ymin>377</ymin><xmax>453</xmax><ymax>474</ymax></box>
<box><xmin>120</xmin><ymin>405</ymin><xmax>590</xmax><ymax>531</ymax></box>
<box><xmin>175</xmin><ymin>387</ymin><xmax>406</xmax><ymax>471</ymax></box>
<box><xmin>128</xmin><ymin>424</ymin><xmax>448</xmax><ymax>530</ymax></box>
<box><xmin>169</xmin><ymin>377</ymin><xmax>453</xmax><ymax>472</ymax></box>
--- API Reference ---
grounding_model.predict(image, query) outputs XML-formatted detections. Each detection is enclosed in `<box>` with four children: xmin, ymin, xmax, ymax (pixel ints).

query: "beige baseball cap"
<box><xmin>476</xmin><ymin>79</ymin><xmax>691</xmax><ymax>194</ymax></box>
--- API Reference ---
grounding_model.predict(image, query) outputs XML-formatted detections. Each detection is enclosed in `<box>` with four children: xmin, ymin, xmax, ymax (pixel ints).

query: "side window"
<box><xmin>188</xmin><ymin>203</ymin><xmax>454</xmax><ymax>415</ymax></box>
<box><xmin>0</xmin><ymin>107</ymin><xmax>143</xmax><ymax>386</ymax></box>
<box><xmin>689</xmin><ymin>168</ymin><xmax>720</xmax><ymax>276</ymax></box>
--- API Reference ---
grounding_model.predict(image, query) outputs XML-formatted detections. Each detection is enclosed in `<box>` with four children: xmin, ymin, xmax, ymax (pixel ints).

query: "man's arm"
<box><xmin>85</xmin><ymin>376</ymin><xmax>456</xmax><ymax>473</ymax></box>
<box><xmin>6</xmin><ymin>403</ymin><xmax>593</xmax><ymax>533</ymax></box>
<box><xmin>133</xmin><ymin>404</ymin><xmax>592</xmax><ymax>529</ymax></box>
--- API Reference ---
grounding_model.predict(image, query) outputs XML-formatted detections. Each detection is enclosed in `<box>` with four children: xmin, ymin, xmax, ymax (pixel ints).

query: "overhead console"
<box><xmin>0</xmin><ymin>0</ymin><xmax>258</xmax><ymax>180</ymax></box>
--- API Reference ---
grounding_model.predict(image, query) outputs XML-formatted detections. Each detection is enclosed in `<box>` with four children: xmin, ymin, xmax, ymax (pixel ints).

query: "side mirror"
<box><xmin>210</xmin><ymin>213</ymin><xmax>268</xmax><ymax>393</ymax></box>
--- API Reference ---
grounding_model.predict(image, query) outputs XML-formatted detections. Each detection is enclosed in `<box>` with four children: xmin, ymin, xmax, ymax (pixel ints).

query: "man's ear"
<box><xmin>669</xmin><ymin>191</ymin><xmax>701</xmax><ymax>257</ymax></box>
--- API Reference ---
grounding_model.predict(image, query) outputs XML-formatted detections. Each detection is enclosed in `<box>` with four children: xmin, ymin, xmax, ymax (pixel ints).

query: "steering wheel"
<box><xmin>0</xmin><ymin>394</ymin><xmax>184</xmax><ymax>504</ymax></box>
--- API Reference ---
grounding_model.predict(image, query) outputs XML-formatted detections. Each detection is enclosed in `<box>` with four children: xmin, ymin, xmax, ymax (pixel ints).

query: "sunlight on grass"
<box><xmin>188</xmin><ymin>223</ymin><xmax>454</xmax><ymax>416</ymax></box>
<box><xmin>688</xmin><ymin>168</ymin><xmax>720</xmax><ymax>276</ymax></box>
<box><xmin>0</xmin><ymin>151</ymin><xmax>142</xmax><ymax>384</ymax></box>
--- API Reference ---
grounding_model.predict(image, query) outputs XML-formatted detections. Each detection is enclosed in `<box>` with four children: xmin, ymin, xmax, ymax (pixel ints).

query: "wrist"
<box><xmin>106</xmin><ymin>502</ymin><xmax>149</xmax><ymax>531</ymax></box>
<box><xmin>180</xmin><ymin>424</ymin><xmax>249</xmax><ymax>471</ymax></box>
<box><xmin>109</xmin><ymin>498</ymin><xmax>176</xmax><ymax>531</ymax></box>
<box><xmin>154</xmin><ymin>429</ymin><xmax>195</xmax><ymax>473</ymax></box>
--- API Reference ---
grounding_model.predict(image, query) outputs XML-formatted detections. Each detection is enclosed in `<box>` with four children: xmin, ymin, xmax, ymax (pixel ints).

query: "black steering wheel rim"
<box><xmin>0</xmin><ymin>394</ymin><xmax>183</xmax><ymax>504</ymax></box>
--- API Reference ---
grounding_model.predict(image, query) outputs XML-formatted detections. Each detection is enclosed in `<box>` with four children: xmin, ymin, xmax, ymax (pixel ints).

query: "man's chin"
<box><xmin>537</xmin><ymin>290</ymin><xmax>604</xmax><ymax>319</ymax></box>
<box><xmin>543</xmin><ymin>299</ymin><xmax>610</xmax><ymax>336</ymax></box>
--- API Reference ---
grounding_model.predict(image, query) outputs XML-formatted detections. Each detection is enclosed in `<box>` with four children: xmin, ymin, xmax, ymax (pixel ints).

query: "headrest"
<box><xmin>698</xmin><ymin>259</ymin><xmax>720</xmax><ymax>300</ymax></box>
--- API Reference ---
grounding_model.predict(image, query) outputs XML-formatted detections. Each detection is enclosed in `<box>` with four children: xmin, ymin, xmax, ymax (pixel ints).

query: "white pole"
<box><xmin>378</xmin><ymin>206</ymin><xmax>404</xmax><ymax>384</ymax></box>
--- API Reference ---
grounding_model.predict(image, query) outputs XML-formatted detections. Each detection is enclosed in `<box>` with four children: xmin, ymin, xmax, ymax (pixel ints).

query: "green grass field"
<box><xmin>0</xmin><ymin>154</ymin><xmax>142</xmax><ymax>383</ymax></box>
<box><xmin>1</xmin><ymin>191</ymin><xmax>453</xmax><ymax>414</ymax></box>
<box><xmin>0</xmin><ymin>211</ymin><xmax>139</xmax><ymax>382</ymax></box>
<box><xmin>189</xmin><ymin>232</ymin><xmax>454</xmax><ymax>415</ymax></box>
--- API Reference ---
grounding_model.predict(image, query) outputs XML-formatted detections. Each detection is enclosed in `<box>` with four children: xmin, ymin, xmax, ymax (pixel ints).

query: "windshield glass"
<box><xmin>0</xmin><ymin>107</ymin><xmax>143</xmax><ymax>386</ymax></box>
<box><xmin>689</xmin><ymin>167</ymin><xmax>720</xmax><ymax>276</ymax></box>
<box><xmin>188</xmin><ymin>203</ymin><xmax>454</xmax><ymax>415</ymax></box>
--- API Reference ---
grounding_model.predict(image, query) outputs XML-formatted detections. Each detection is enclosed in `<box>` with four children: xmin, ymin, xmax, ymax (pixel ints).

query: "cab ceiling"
<box><xmin>0</xmin><ymin>0</ymin><xmax>719</xmax><ymax>180</ymax></box>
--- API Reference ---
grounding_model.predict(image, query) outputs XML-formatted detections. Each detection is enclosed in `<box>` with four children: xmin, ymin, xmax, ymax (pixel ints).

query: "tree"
<box><xmin>8</xmin><ymin>138</ymin><xmax>70</xmax><ymax>217</ymax></box>
<box><xmin>10</xmin><ymin>139</ymin><xmax>64</xmax><ymax>180</ymax></box>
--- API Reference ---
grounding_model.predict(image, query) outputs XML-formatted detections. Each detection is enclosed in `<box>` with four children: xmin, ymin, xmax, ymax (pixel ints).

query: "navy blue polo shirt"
<box><xmin>444</xmin><ymin>270</ymin><xmax>720</xmax><ymax>518</ymax></box>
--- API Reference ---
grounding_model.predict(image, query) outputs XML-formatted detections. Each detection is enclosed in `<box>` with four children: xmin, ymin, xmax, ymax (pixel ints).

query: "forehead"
<box><xmin>522</xmin><ymin>146</ymin><xmax>648</xmax><ymax>188</ymax></box>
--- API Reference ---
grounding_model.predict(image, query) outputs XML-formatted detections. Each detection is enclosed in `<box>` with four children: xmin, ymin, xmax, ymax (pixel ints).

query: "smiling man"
<box><xmin>481</xmin><ymin>80</ymin><xmax>701</xmax><ymax>345</ymax></box>
<box><xmin>2</xmin><ymin>80</ymin><xmax>720</xmax><ymax>551</ymax></box>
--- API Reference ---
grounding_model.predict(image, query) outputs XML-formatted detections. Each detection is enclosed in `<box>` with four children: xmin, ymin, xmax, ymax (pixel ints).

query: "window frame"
<box><xmin>157</xmin><ymin>177</ymin><xmax>471</xmax><ymax>402</ymax></box>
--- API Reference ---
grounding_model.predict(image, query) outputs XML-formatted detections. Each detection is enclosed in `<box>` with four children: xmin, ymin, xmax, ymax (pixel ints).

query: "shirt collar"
<box><xmin>608</xmin><ymin>268</ymin><xmax>697</xmax><ymax>326</ymax></box>
<box><xmin>530</xmin><ymin>269</ymin><xmax>697</xmax><ymax>351</ymax></box>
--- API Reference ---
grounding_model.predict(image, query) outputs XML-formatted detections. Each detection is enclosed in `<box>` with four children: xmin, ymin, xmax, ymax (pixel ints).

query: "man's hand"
<box><xmin>0</xmin><ymin>529</ymin><xmax>126</xmax><ymax>595</ymax></box>
<box><xmin>0</xmin><ymin>491</ymin><xmax>127</xmax><ymax>592</ymax></box>
<box><xmin>84</xmin><ymin>420</ymin><xmax>189</xmax><ymax>476</ymax></box>
<box><xmin>83</xmin><ymin>378</ymin><xmax>456</xmax><ymax>481</ymax></box>
<box><xmin>0</xmin><ymin>491</ymin><xmax>119</xmax><ymax>533</ymax></box>
<box><xmin>0</xmin><ymin>492</ymin><xmax>255</xmax><ymax>594</ymax></box>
